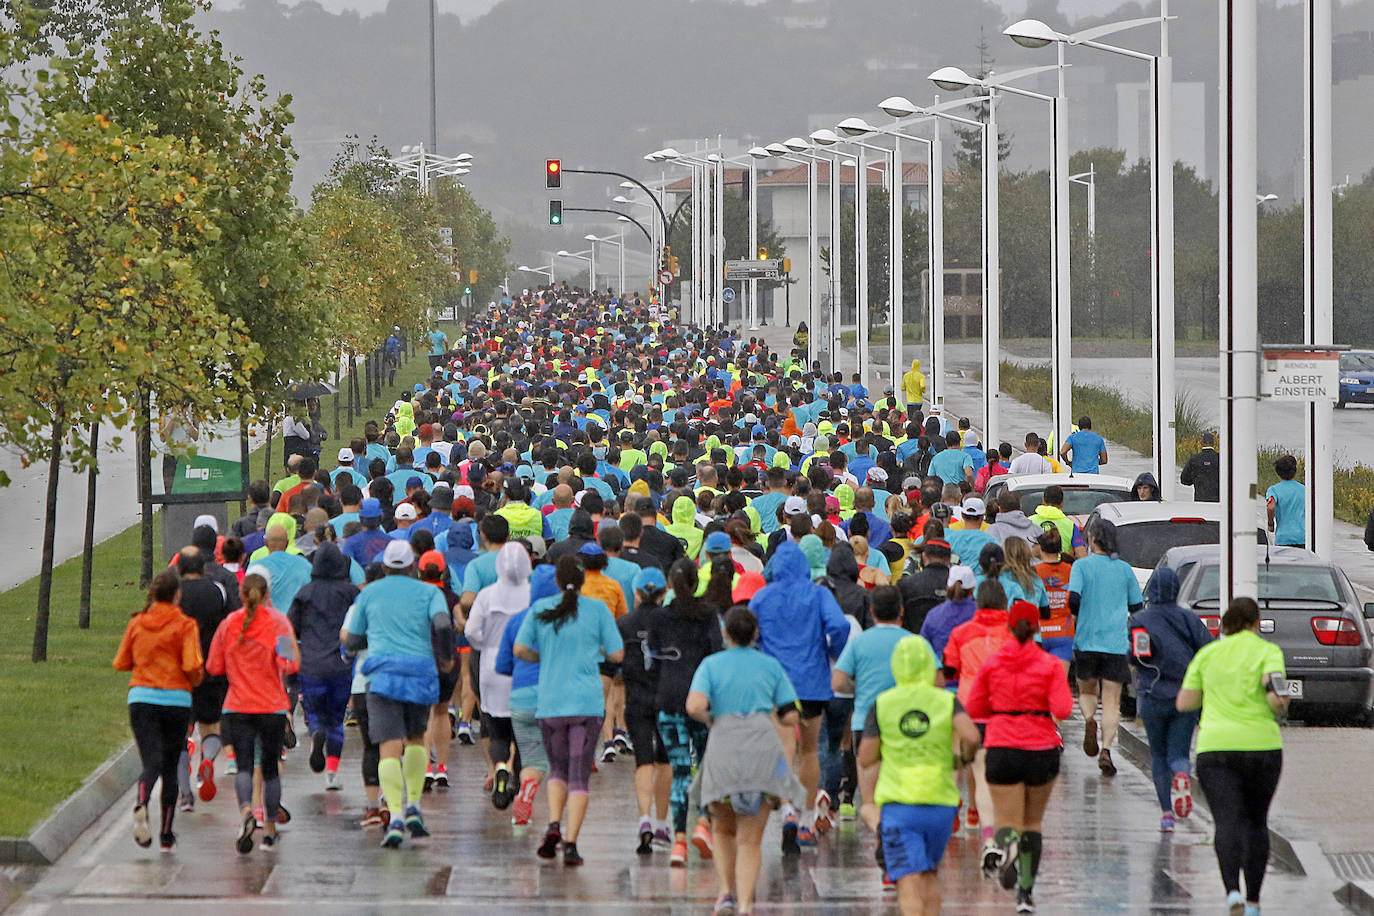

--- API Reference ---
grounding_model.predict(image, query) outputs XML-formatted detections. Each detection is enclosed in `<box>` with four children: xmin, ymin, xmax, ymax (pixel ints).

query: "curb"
<box><xmin>0</xmin><ymin>741</ymin><xmax>138</xmax><ymax>865</ymax></box>
<box><xmin>1115</xmin><ymin>721</ymin><xmax>1306</xmax><ymax>875</ymax></box>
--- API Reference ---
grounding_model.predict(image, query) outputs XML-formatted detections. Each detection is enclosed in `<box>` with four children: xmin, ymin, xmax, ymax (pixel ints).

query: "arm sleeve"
<box><xmin>465</xmin><ymin>596</ymin><xmax>490</xmax><ymax>650</ymax></box>
<box><xmin>818</xmin><ymin>590</ymin><xmax>850</xmax><ymax>660</ymax></box>
<box><xmin>600</xmin><ymin>606</ymin><xmax>625</xmax><ymax>655</ymax></box>
<box><xmin>688</xmin><ymin>661</ymin><xmax>712</xmax><ymax>702</ymax></box>
<box><xmin>1047</xmin><ymin>662</ymin><xmax>1074</xmax><ymax>720</ymax></box>
<box><xmin>205</xmin><ymin>622</ymin><xmax>227</xmax><ymax>676</ymax></box>
<box><xmin>275</xmin><ymin>616</ymin><xmax>301</xmax><ymax>676</ymax></box>
<box><xmin>1126</xmin><ymin>569</ymin><xmax>1144</xmax><ymax>606</ymax></box>
<box><xmin>1067</xmin><ymin>561</ymin><xmax>1084</xmax><ymax>595</ymax></box>
<box><xmin>494</xmin><ymin>616</ymin><xmax>518</xmax><ymax>676</ymax></box>
<box><xmin>835</xmin><ymin>637</ymin><xmax>858</xmax><ymax>677</ymax></box>
<box><xmin>862</xmin><ymin>704</ymin><xmax>881</xmax><ymax>739</ymax></box>
<box><xmin>1180</xmin><ymin>457</ymin><xmax>1196</xmax><ymax>486</ymax></box>
<box><xmin>182</xmin><ymin>623</ymin><xmax>205</xmax><ymax>687</ymax></box>
<box><xmin>942</xmin><ymin>630</ymin><xmax>961</xmax><ymax>674</ymax></box>
<box><xmin>514</xmin><ymin>609</ymin><xmax>538</xmax><ymax>651</ymax></box>
<box><xmin>963</xmin><ymin>665</ymin><xmax>991</xmax><ymax>719</ymax></box>
<box><xmin>771</xmin><ymin>658</ymin><xmax>799</xmax><ymax>707</ymax></box>
<box><xmin>113</xmin><ymin>622</ymin><xmax>136</xmax><ymax>671</ymax></box>
<box><xmin>1180</xmin><ymin>653</ymin><xmax>1204</xmax><ymax>692</ymax></box>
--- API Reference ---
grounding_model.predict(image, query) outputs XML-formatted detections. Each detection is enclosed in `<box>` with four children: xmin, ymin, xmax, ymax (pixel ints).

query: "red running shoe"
<box><xmin>197</xmin><ymin>758</ymin><xmax>216</xmax><ymax>802</ymax></box>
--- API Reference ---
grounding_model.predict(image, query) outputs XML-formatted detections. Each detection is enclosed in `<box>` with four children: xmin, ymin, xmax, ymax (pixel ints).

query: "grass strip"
<box><xmin>0</xmin><ymin>346</ymin><xmax>436</xmax><ymax>837</ymax></box>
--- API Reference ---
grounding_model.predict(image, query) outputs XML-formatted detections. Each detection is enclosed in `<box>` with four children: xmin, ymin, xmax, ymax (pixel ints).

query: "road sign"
<box><xmin>658</xmin><ymin>269</ymin><xmax>675</xmax><ymax>286</ymax></box>
<box><xmin>438</xmin><ymin>226</ymin><xmax>453</xmax><ymax>238</ymax></box>
<box><xmin>721</xmin><ymin>287</ymin><xmax>736</xmax><ymax>304</ymax></box>
<box><xmin>1261</xmin><ymin>347</ymin><xmax>1342</xmax><ymax>401</ymax></box>
<box><xmin>725</xmin><ymin>258</ymin><xmax>781</xmax><ymax>281</ymax></box>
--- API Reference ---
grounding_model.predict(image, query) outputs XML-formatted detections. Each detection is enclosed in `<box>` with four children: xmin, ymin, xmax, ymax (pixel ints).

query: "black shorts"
<box><xmin>366</xmin><ymin>693</ymin><xmax>430</xmax><ymax>743</ymax></box>
<box><xmin>191</xmin><ymin>675</ymin><xmax>229</xmax><ymax>725</ymax></box>
<box><xmin>798</xmin><ymin>699</ymin><xmax>828</xmax><ymax>720</ymax></box>
<box><xmin>984</xmin><ymin>747</ymin><xmax>1062</xmax><ymax>787</ymax></box>
<box><xmin>436</xmin><ymin>666</ymin><xmax>461</xmax><ymax>705</ymax></box>
<box><xmin>1073</xmin><ymin>650</ymin><xmax>1131</xmax><ymax>684</ymax></box>
<box><xmin>625</xmin><ymin>702</ymin><xmax>668</xmax><ymax>767</ymax></box>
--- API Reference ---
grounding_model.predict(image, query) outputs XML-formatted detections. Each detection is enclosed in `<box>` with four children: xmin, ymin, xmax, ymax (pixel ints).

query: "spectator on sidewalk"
<box><xmin>1180</xmin><ymin>432</ymin><xmax>1220</xmax><ymax>502</ymax></box>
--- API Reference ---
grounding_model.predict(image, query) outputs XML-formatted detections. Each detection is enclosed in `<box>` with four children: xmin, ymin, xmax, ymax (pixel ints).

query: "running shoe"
<box><xmin>512</xmin><ymin>777</ymin><xmax>539</xmax><ymax>825</ymax></box>
<box><xmin>998</xmin><ymin>839</ymin><xmax>1020</xmax><ymax>889</ymax></box>
<box><xmin>838</xmin><ymin>802</ymin><xmax>857</xmax><ymax>820</ymax></box>
<box><xmin>652</xmin><ymin>827</ymin><xmax>672</xmax><ymax>849</ymax></box>
<box><xmin>966</xmin><ymin>806</ymin><xmax>980</xmax><ymax>829</ymax></box>
<box><xmin>309</xmin><ymin>731</ymin><xmax>327</xmax><ymax>773</ymax></box>
<box><xmin>259</xmin><ymin>833</ymin><xmax>278</xmax><ymax>851</ymax></box>
<box><xmin>224</xmin><ymin>754</ymin><xmax>238</xmax><ymax>776</ymax></box>
<box><xmin>537</xmin><ymin>823</ymin><xmax>562</xmax><ymax>859</ymax></box>
<box><xmin>236</xmin><ymin>811</ymin><xmax>256</xmax><ymax>854</ymax></box>
<box><xmin>381</xmin><ymin>819</ymin><xmax>405</xmax><ymax>849</ymax></box>
<box><xmin>1160</xmin><ymin>813</ymin><xmax>1175</xmax><ymax>833</ymax></box>
<box><xmin>276</xmin><ymin>805</ymin><xmax>291</xmax><ymax>825</ymax></box>
<box><xmin>563</xmin><ymin>841</ymin><xmax>583</xmax><ymax>867</ymax></box>
<box><xmin>253</xmin><ymin>807</ymin><xmax>266</xmax><ymax>829</ymax></box>
<box><xmin>325</xmin><ymin>771</ymin><xmax>340</xmax><ymax>791</ymax></box>
<box><xmin>797</xmin><ymin>825</ymin><xmax>817</xmax><ymax>848</ymax></box>
<box><xmin>814</xmin><ymin>790</ymin><xmax>833</xmax><ymax>836</ymax></box>
<box><xmin>1171</xmin><ymin>772</ymin><xmax>1193</xmax><ymax>819</ymax></box>
<box><xmin>197</xmin><ymin>757</ymin><xmax>216</xmax><ymax>802</ymax></box>
<box><xmin>637</xmin><ymin>818</ymin><xmax>655</xmax><ymax>856</ymax></box>
<box><xmin>1083</xmin><ymin>719</ymin><xmax>1099</xmax><ymax>757</ymax></box>
<box><xmin>132</xmin><ymin>805</ymin><xmax>152</xmax><ymax>848</ymax></box>
<box><xmin>599</xmin><ymin>741</ymin><xmax>617</xmax><ymax>763</ymax></box>
<box><xmin>1098</xmin><ymin>749</ymin><xmax>1117</xmax><ymax>777</ymax></box>
<box><xmin>1227</xmin><ymin>890</ymin><xmax>1246</xmax><ymax>916</ymax></box>
<box><xmin>980</xmin><ymin>839</ymin><xmax>1002</xmax><ymax>874</ymax></box>
<box><xmin>492</xmin><ymin>764</ymin><xmax>513</xmax><ymax>809</ymax></box>
<box><xmin>283</xmin><ymin>718</ymin><xmax>297</xmax><ymax>750</ymax></box>
<box><xmin>434</xmin><ymin>765</ymin><xmax>449</xmax><ymax>788</ymax></box>
<box><xmin>344</xmin><ymin>707</ymin><xmax>357</xmax><ymax>728</ymax></box>
<box><xmin>159</xmin><ymin>832</ymin><xmax>176</xmax><ymax>853</ymax></box>
<box><xmin>669</xmin><ymin>839</ymin><xmax>687</xmax><ymax>867</ymax></box>
<box><xmin>780</xmin><ymin>815</ymin><xmax>800</xmax><ymax>856</ymax></box>
<box><xmin>882</xmin><ymin>872</ymin><xmax>895</xmax><ymax>892</ymax></box>
<box><xmin>457</xmin><ymin>721</ymin><xmax>475</xmax><ymax>745</ymax></box>
<box><xmin>1016</xmin><ymin>887</ymin><xmax>1035</xmax><ymax>913</ymax></box>
<box><xmin>359</xmin><ymin>807</ymin><xmax>385</xmax><ymax>828</ymax></box>
<box><xmin>1243</xmin><ymin>905</ymin><xmax>1261</xmax><ymax>916</ymax></box>
<box><xmin>177</xmin><ymin>793</ymin><xmax>194</xmax><ymax>813</ymax></box>
<box><xmin>425</xmin><ymin>766</ymin><xmax>436</xmax><ymax>792</ymax></box>
<box><xmin>692</xmin><ymin>821</ymin><xmax>714</xmax><ymax>860</ymax></box>
<box><xmin>613</xmin><ymin>728</ymin><xmax>632</xmax><ymax>754</ymax></box>
<box><xmin>713</xmin><ymin>894</ymin><xmax>738</xmax><ymax>916</ymax></box>
<box><xmin>404</xmin><ymin>805</ymin><xmax>429</xmax><ymax>837</ymax></box>
<box><xmin>448</xmin><ymin>707</ymin><xmax>457</xmax><ymax>739</ymax></box>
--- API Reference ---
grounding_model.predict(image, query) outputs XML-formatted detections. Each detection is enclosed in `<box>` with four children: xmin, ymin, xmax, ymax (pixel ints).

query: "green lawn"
<box><xmin>0</xmin><ymin>346</ymin><xmax>436</xmax><ymax>838</ymax></box>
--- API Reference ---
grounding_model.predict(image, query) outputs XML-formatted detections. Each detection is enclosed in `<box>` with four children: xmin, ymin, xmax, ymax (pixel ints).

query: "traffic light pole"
<box><xmin>562</xmin><ymin>168</ymin><xmax>670</xmax><ymax>236</ymax></box>
<box><xmin>561</xmin><ymin>208</ymin><xmax>653</xmax><ymax>243</ymax></box>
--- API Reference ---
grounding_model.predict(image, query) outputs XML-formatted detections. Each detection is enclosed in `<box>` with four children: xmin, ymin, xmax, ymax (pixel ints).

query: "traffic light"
<box><xmin>668</xmin><ymin>254</ymin><xmax>680</xmax><ymax>275</ymax></box>
<box><xmin>549</xmin><ymin>199</ymin><xmax>562</xmax><ymax>225</ymax></box>
<box><xmin>545</xmin><ymin>159</ymin><xmax>561</xmax><ymax>189</ymax></box>
<box><xmin>757</xmin><ymin>246</ymin><xmax>768</xmax><ymax>260</ymax></box>
<box><xmin>782</xmin><ymin>257</ymin><xmax>792</xmax><ymax>274</ymax></box>
<box><xmin>660</xmin><ymin>245</ymin><xmax>672</xmax><ymax>272</ymax></box>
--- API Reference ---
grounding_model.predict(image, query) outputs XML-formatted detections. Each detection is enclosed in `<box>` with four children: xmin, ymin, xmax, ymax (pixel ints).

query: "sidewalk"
<box><xmin>5</xmin><ymin>710</ymin><xmax>1334</xmax><ymax>914</ymax></box>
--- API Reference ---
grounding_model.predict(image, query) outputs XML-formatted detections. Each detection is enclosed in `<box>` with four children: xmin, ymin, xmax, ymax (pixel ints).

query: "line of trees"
<box><xmin>0</xmin><ymin>1</ymin><xmax>509</xmax><ymax>661</ymax></box>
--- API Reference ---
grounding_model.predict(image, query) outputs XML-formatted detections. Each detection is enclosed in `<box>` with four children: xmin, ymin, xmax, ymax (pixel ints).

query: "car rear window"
<box><xmin>1017</xmin><ymin>487</ymin><xmax>1127</xmax><ymax>516</ymax></box>
<box><xmin>1117</xmin><ymin>520</ymin><xmax>1221</xmax><ymax>569</ymax></box>
<box><xmin>1190</xmin><ymin>564</ymin><xmax>1344</xmax><ymax>603</ymax></box>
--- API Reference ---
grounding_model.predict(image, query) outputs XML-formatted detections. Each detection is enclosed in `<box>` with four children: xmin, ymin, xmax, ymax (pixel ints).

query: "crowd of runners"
<box><xmin>113</xmin><ymin>285</ymin><xmax>1287</xmax><ymax>916</ymax></box>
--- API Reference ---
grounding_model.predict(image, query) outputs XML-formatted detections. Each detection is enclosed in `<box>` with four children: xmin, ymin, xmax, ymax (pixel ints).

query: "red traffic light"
<box><xmin>546</xmin><ymin>159</ymin><xmax>561</xmax><ymax>189</ymax></box>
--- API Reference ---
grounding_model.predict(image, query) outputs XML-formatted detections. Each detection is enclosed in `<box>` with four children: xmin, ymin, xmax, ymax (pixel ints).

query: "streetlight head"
<box><xmin>783</xmin><ymin>137</ymin><xmax>812</xmax><ymax>152</ymax></box>
<box><xmin>616</xmin><ymin>216</ymin><xmax>631</xmax><ymax>222</ymax></box>
<box><xmin>809</xmin><ymin>129</ymin><xmax>841</xmax><ymax>146</ymax></box>
<box><xmin>764</xmin><ymin>143</ymin><xmax>791</xmax><ymax>156</ymax></box>
<box><xmin>747</xmin><ymin>146</ymin><xmax>771</xmax><ymax>159</ymax></box>
<box><xmin>879</xmin><ymin>96</ymin><xmax>919</xmax><ymax>118</ymax></box>
<box><xmin>400</xmin><ymin>144</ymin><xmax>415</xmax><ymax>153</ymax></box>
<box><xmin>837</xmin><ymin>117</ymin><xmax>877</xmax><ymax>137</ymax></box>
<box><xmin>619</xmin><ymin>181</ymin><xmax>636</xmax><ymax>189</ymax></box>
<box><xmin>556</xmin><ymin>250</ymin><xmax>573</xmax><ymax>257</ymax></box>
<box><xmin>612</xmin><ymin>195</ymin><xmax>631</xmax><ymax>203</ymax></box>
<box><xmin>705</xmin><ymin>153</ymin><xmax>722</xmax><ymax>163</ymax></box>
<box><xmin>517</xmin><ymin>266</ymin><xmax>531</xmax><ymax>272</ymax></box>
<box><xmin>584</xmin><ymin>234</ymin><xmax>599</xmax><ymax>241</ymax></box>
<box><xmin>660</xmin><ymin>147</ymin><xmax>681</xmax><ymax>158</ymax></box>
<box><xmin>929</xmin><ymin>66</ymin><xmax>978</xmax><ymax>91</ymax></box>
<box><xmin>454</xmin><ymin>152</ymin><xmax>473</xmax><ymax>162</ymax></box>
<box><xmin>1004</xmin><ymin>18</ymin><xmax>1060</xmax><ymax>49</ymax></box>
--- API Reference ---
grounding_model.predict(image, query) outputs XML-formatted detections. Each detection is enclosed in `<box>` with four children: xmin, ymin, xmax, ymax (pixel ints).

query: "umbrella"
<box><xmin>284</xmin><ymin>380</ymin><xmax>338</xmax><ymax>401</ymax></box>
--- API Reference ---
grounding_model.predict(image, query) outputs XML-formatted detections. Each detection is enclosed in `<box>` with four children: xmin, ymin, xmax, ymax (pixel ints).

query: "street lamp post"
<box><xmin>1007</xmin><ymin>9</ymin><xmax>1177</xmax><ymax>496</ymax></box>
<box><xmin>379</xmin><ymin>146</ymin><xmax>472</xmax><ymax>195</ymax></box>
<box><xmin>761</xmin><ymin>142</ymin><xmax>823</xmax><ymax>354</ymax></box>
<box><xmin>555</xmin><ymin>249</ymin><xmax>593</xmax><ymax>290</ymax></box>
<box><xmin>586</xmin><ymin>234</ymin><xmax>625</xmax><ymax>297</ymax></box>
<box><xmin>930</xmin><ymin>64</ymin><xmax>1069</xmax><ymax>443</ymax></box>
<box><xmin>517</xmin><ymin>263</ymin><xmax>554</xmax><ymax>283</ymax></box>
<box><xmin>1306</xmin><ymin>0</ymin><xmax>1334</xmax><ymax>557</ymax></box>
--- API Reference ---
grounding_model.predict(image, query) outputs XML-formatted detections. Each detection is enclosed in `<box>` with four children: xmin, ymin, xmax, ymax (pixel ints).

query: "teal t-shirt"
<box><xmin>350</xmin><ymin>575</ymin><xmax>449</xmax><ymax>658</ymax></box>
<box><xmin>1067</xmin><ymin>553</ymin><xmax>1142</xmax><ymax>655</ymax></box>
<box><xmin>605</xmin><ymin>556</ymin><xmax>640</xmax><ymax>612</ymax></box>
<box><xmin>973</xmin><ymin>570</ymin><xmax>1050</xmax><ymax>610</ymax></box>
<box><xmin>429</xmin><ymin>329</ymin><xmax>448</xmax><ymax>356</ymax></box>
<box><xmin>689</xmin><ymin>646</ymin><xmax>797</xmax><ymax>717</ymax></box>
<box><xmin>928</xmin><ymin>448</ymin><xmax>973</xmax><ymax>485</ymax></box>
<box><xmin>834</xmin><ymin>626</ymin><xmax>911</xmax><ymax>730</ymax></box>
<box><xmin>462</xmin><ymin>550</ymin><xmax>500</xmax><ymax>595</ymax></box>
<box><xmin>516</xmin><ymin>595</ymin><xmax>623</xmax><ymax>719</ymax></box>
<box><xmin>1266</xmin><ymin>479</ymin><xmax>1306</xmax><ymax>546</ymax></box>
<box><xmin>1064</xmin><ymin>430</ymin><xmax>1106</xmax><ymax>474</ymax></box>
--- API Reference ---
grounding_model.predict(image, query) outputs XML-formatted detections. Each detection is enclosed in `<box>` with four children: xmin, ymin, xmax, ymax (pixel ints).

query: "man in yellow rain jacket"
<box><xmin>902</xmin><ymin>359</ymin><xmax>927</xmax><ymax>415</ymax></box>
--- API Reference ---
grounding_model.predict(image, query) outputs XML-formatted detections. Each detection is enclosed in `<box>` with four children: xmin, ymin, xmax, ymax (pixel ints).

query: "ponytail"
<box><xmin>538</xmin><ymin>556</ymin><xmax>585</xmax><ymax>631</ymax></box>
<box><xmin>139</xmin><ymin>570</ymin><xmax>180</xmax><ymax>616</ymax></box>
<box><xmin>1011</xmin><ymin>619</ymin><xmax>1036</xmax><ymax>644</ymax></box>
<box><xmin>702</xmin><ymin>555</ymin><xmax>734</xmax><ymax>613</ymax></box>
<box><xmin>238</xmin><ymin>572</ymin><xmax>269</xmax><ymax>644</ymax></box>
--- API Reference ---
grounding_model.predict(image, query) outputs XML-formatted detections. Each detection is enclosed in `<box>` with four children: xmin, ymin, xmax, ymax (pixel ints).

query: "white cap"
<box><xmin>245</xmin><ymin>563</ymin><xmax>272</xmax><ymax>588</ymax></box>
<box><xmin>394</xmin><ymin>503</ymin><xmax>418</xmax><ymax>522</ymax></box>
<box><xmin>454</xmin><ymin>484</ymin><xmax>475</xmax><ymax>499</ymax></box>
<box><xmin>337</xmin><ymin>447</ymin><xmax>354</xmax><ymax>464</ymax></box>
<box><xmin>382</xmin><ymin>540</ymin><xmax>414</xmax><ymax>569</ymax></box>
<box><xmin>947</xmin><ymin>565</ymin><xmax>975</xmax><ymax>590</ymax></box>
<box><xmin>866</xmin><ymin>467</ymin><xmax>888</xmax><ymax>482</ymax></box>
<box><xmin>783</xmin><ymin>495</ymin><xmax>807</xmax><ymax>516</ymax></box>
<box><xmin>961</xmin><ymin>497</ymin><xmax>986</xmax><ymax>517</ymax></box>
<box><xmin>193</xmin><ymin>514</ymin><xmax>219</xmax><ymax>534</ymax></box>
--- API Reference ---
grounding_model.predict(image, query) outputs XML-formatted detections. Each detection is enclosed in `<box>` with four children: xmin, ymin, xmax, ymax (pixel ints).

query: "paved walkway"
<box><xmin>5</xmin><ymin>708</ymin><xmax>1349</xmax><ymax>915</ymax></box>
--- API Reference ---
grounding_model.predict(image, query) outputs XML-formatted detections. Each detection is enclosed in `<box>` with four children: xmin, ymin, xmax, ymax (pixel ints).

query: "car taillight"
<box><xmin>1311</xmin><ymin>617</ymin><xmax>1362</xmax><ymax>646</ymax></box>
<box><xmin>1200</xmin><ymin>616</ymin><xmax>1221</xmax><ymax>637</ymax></box>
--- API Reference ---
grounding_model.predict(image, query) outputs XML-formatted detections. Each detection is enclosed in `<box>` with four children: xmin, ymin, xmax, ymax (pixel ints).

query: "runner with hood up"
<box><xmin>287</xmin><ymin>542</ymin><xmax>360</xmax><ymax>788</ymax></box>
<box><xmin>1130</xmin><ymin>472</ymin><xmax>1162</xmax><ymax>502</ymax></box>
<box><xmin>665</xmin><ymin>494</ymin><xmax>704</xmax><ymax>560</ymax></box>
<box><xmin>902</xmin><ymin>359</ymin><xmax>927</xmax><ymax>414</ymax></box>
<box><xmin>749</xmin><ymin>540</ymin><xmax>850</xmax><ymax>853</ymax></box>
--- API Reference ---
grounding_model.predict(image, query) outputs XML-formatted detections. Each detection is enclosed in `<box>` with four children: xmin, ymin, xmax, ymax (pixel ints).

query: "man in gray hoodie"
<box><xmin>984</xmin><ymin>491</ymin><xmax>1044</xmax><ymax>545</ymax></box>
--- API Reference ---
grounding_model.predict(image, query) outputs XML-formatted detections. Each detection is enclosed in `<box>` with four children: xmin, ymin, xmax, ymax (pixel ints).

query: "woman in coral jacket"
<box><xmin>964</xmin><ymin>599</ymin><xmax>1075</xmax><ymax>915</ymax></box>
<box><xmin>206</xmin><ymin>566</ymin><xmax>300</xmax><ymax>855</ymax></box>
<box><xmin>113</xmin><ymin>570</ymin><xmax>204</xmax><ymax>853</ymax></box>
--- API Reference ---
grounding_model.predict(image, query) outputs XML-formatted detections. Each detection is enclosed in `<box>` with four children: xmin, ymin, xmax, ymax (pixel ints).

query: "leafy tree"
<box><xmin>820</xmin><ymin>186</ymin><xmax>930</xmax><ymax>327</ymax></box>
<box><xmin>665</xmin><ymin>186</ymin><xmax>788</xmax><ymax>298</ymax></box>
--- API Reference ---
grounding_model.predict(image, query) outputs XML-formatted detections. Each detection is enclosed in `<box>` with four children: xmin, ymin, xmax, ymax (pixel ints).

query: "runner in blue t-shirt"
<box><xmin>1060</xmin><ymin>416</ymin><xmax>1108</xmax><ymax>474</ymax></box>
<box><xmin>1266</xmin><ymin>454</ymin><xmax>1306</xmax><ymax>547</ymax></box>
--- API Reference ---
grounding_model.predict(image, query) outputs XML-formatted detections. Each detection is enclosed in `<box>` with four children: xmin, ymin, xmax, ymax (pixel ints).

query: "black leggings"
<box><xmin>352</xmin><ymin>692</ymin><xmax>380</xmax><ymax>787</ymax></box>
<box><xmin>224</xmin><ymin>712</ymin><xmax>286</xmax><ymax>818</ymax></box>
<box><xmin>130</xmin><ymin>703</ymin><xmax>192</xmax><ymax>836</ymax></box>
<box><xmin>1196</xmin><ymin>749</ymin><xmax>1283</xmax><ymax>901</ymax></box>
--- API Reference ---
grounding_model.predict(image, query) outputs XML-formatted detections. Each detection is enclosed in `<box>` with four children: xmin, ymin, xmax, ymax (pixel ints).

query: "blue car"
<box><xmin>1338</xmin><ymin>350</ymin><xmax>1374</xmax><ymax>408</ymax></box>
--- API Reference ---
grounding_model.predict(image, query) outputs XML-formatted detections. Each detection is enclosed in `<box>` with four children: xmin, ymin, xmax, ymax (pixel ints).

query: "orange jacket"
<box><xmin>582</xmin><ymin>571</ymin><xmax>628</xmax><ymax>619</ymax></box>
<box><xmin>113</xmin><ymin>602</ymin><xmax>204</xmax><ymax>691</ymax></box>
<box><xmin>943</xmin><ymin>607</ymin><xmax>1009</xmax><ymax>714</ymax></box>
<box><xmin>206</xmin><ymin>605</ymin><xmax>300</xmax><ymax>714</ymax></box>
